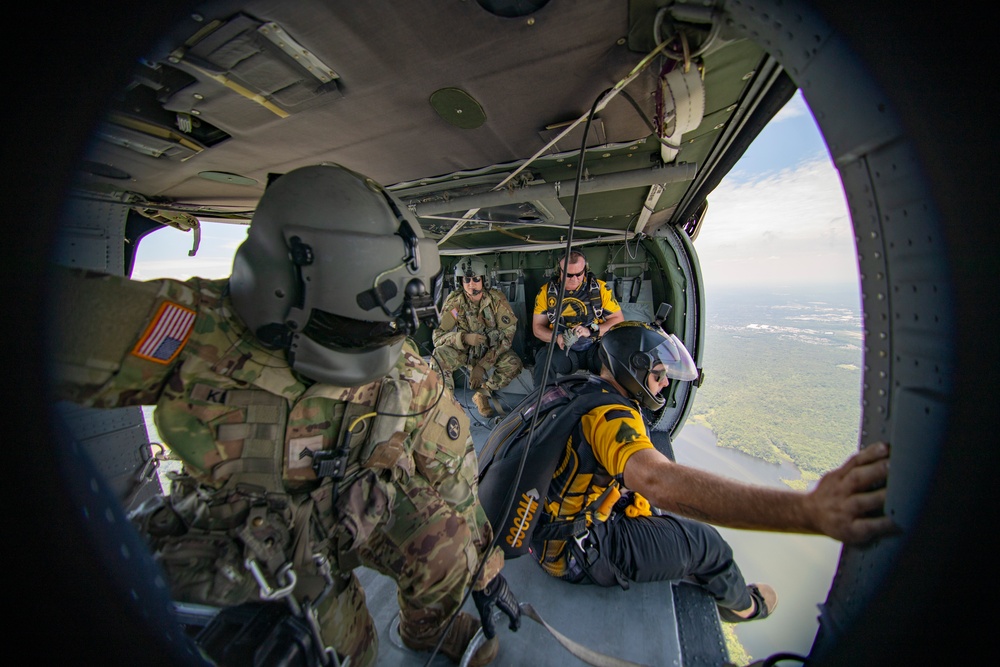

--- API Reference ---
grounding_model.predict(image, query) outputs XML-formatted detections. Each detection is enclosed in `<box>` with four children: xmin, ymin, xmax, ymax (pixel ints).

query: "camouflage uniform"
<box><xmin>49</xmin><ymin>266</ymin><xmax>504</xmax><ymax>666</ymax></box>
<box><xmin>432</xmin><ymin>287</ymin><xmax>522</xmax><ymax>392</ymax></box>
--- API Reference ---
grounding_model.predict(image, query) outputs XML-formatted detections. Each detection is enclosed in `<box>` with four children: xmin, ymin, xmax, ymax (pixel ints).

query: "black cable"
<box><xmin>375</xmin><ymin>337</ymin><xmax>447</xmax><ymax>419</ymax></box>
<box><xmin>619</xmin><ymin>89</ymin><xmax>682</xmax><ymax>151</ymax></box>
<box><xmin>68</xmin><ymin>192</ymin><xmax>256</xmax><ymax>218</ymax></box>
<box><xmin>419</xmin><ymin>86</ymin><xmax>613</xmax><ymax>667</ymax></box>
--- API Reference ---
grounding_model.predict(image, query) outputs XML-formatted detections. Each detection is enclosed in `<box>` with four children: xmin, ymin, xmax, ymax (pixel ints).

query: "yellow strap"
<box><xmin>181</xmin><ymin>61</ymin><xmax>290</xmax><ymax>118</ymax></box>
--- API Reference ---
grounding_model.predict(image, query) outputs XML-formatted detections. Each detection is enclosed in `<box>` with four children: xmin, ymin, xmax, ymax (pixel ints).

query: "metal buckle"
<box><xmin>572</xmin><ymin>529</ymin><xmax>599</xmax><ymax>565</ymax></box>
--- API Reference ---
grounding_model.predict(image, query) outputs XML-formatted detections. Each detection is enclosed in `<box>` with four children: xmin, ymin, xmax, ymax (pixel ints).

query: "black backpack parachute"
<box><xmin>476</xmin><ymin>375</ymin><xmax>632</xmax><ymax>558</ymax></box>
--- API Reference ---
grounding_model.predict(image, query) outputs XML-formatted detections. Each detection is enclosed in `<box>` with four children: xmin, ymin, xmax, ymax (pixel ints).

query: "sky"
<box><xmin>132</xmin><ymin>91</ymin><xmax>858</xmax><ymax>291</ymax></box>
<box><xmin>694</xmin><ymin>91</ymin><xmax>857</xmax><ymax>290</ymax></box>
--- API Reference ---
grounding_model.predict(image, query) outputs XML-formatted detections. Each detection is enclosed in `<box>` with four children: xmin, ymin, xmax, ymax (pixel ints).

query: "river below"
<box><xmin>672</xmin><ymin>423</ymin><xmax>842</xmax><ymax>663</ymax></box>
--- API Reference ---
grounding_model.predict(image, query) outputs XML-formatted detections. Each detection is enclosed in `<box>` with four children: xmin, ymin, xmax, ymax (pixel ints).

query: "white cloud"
<box><xmin>695</xmin><ymin>157</ymin><xmax>857</xmax><ymax>288</ymax></box>
<box><xmin>771</xmin><ymin>91</ymin><xmax>809</xmax><ymax>123</ymax></box>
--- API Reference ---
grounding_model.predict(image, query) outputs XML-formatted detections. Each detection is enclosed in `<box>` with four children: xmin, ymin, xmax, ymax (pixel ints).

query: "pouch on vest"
<box><xmin>476</xmin><ymin>375</ymin><xmax>631</xmax><ymax>558</ymax></box>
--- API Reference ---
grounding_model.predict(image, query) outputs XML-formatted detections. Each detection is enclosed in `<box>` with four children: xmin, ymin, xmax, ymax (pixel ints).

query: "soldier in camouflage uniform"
<box><xmin>48</xmin><ymin>164</ymin><xmax>521</xmax><ymax>667</ymax></box>
<box><xmin>433</xmin><ymin>256</ymin><xmax>523</xmax><ymax>418</ymax></box>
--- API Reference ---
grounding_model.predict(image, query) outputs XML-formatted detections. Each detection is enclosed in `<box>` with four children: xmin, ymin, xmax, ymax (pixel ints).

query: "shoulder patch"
<box><xmin>614</xmin><ymin>420</ymin><xmax>642</xmax><ymax>444</ymax></box>
<box><xmin>447</xmin><ymin>416</ymin><xmax>461</xmax><ymax>440</ymax></box>
<box><xmin>131</xmin><ymin>301</ymin><xmax>196</xmax><ymax>364</ymax></box>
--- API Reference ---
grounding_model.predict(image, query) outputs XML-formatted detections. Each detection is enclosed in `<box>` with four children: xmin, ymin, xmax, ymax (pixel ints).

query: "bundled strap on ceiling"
<box><xmin>658</xmin><ymin>65</ymin><xmax>705</xmax><ymax>163</ymax></box>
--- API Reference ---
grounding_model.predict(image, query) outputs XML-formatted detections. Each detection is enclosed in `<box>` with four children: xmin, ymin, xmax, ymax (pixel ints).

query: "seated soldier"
<box><xmin>433</xmin><ymin>256</ymin><xmax>523</xmax><ymax>417</ymax></box>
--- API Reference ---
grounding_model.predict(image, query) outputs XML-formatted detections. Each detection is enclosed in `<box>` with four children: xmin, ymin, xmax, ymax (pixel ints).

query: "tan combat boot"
<box><xmin>472</xmin><ymin>389</ymin><xmax>495</xmax><ymax>418</ymax></box>
<box><xmin>399</xmin><ymin>610</ymin><xmax>499</xmax><ymax>666</ymax></box>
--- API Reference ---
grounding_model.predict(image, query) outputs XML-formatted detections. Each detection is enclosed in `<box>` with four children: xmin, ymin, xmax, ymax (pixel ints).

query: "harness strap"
<box><xmin>534</xmin><ymin>480</ymin><xmax>621</xmax><ymax>541</ymax></box>
<box><xmin>519</xmin><ymin>603</ymin><xmax>651</xmax><ymax>667</ymax></box>
<box><xmin>545</xmin><ymin>274</ymin><xmax>605</xmax><ymax>324</ymax></box>
<box><xmin>236</xmin><ymin>504</ymin><xmax>288</xmax><ymax>574</ymax></box>
<box><xmin>534</xmin><ymin>516</ymin><xmax>587</xmax><ymax>541</ymax></box>
<box><xmin>289</xmin><ymin>495</ymin><xmax>350</xmax><ymax>604</ymax></box>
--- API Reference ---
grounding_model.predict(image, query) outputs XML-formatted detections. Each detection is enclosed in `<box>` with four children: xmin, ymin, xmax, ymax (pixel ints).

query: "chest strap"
<box><xmin>546</xmin><ymin>275</ymin><xmax>605</xmax><ymax>324</ymax></box>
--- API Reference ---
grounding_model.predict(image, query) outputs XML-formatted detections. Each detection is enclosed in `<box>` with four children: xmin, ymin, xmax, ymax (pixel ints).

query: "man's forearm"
<box><xmin>625</xmin><ymin>450</ymin><xmax>816</xmax><ymax>534</ymax></box>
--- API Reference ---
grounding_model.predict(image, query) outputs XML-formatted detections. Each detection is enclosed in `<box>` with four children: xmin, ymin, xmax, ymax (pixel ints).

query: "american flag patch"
<box><xmin>132</xmin><ymin>301</ymin><xmax>196</xmax><ymax>364</ymax></box>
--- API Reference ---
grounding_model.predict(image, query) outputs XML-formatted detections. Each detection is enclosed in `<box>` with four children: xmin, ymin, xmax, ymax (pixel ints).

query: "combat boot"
<box><xmin>472</xmin><ymin>389</ymin><xmax>495</xmax><ymax>418</ymax></box>
<box><xmin>399</xmin><ymin>610</ymin><xmax>499</xmax><ymax>666</ymax></box>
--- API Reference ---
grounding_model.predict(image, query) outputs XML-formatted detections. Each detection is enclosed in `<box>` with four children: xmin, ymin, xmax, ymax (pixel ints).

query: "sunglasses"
<box><xmin>649</xmin><ymin>368</ymin><xmax>670</xmax><ymax>383</ymax></box>
<box><xmin>563</xmin><ymin>270</ymin><xmax>586</xmax><ymax>279</ymax></box>
<box><xmin>462</xmin><ymin>276</ymin><xmax>482</xmax><ymax>283</ymax></box>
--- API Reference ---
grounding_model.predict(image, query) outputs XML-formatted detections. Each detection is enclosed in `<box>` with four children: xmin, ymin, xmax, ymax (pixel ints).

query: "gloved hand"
<box><xmin>472</xmin><ymin>575</ymin><xmax>521</xmax><ymax>640</ymax></box>
<box><xmin>469</xmin><ymin>364</ymin><xmax>487</xmax><ymax>389</ymax></box>
<box><xmin>463</xmin><ymin>332</ymin><xmax>487</xmax><ymax>347</ymax></box>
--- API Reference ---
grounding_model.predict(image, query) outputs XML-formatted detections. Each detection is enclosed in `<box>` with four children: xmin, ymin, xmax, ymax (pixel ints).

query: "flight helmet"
<box><xmin>599</xmin><ymin>321</ymin><xmax>698</xmax><ymax>410</ymax></box>
<box><xmin>454</xmin><ymin>255</ymin><xmax>490</xmax><ymax>288</ymax></box>
<box><xmin>229</xmin><ymin>163</ymin><xmax>442</xmax><ymax>385</ymax></box>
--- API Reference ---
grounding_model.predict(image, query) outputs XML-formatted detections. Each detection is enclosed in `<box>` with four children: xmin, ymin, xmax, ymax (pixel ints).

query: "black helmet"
<box><xmin>229</xmin><ymin>163</ymin><xmax>442</xmax><ymax>385</ymax></box>
<box><xmin>599</xmin><ymin>321</ymin><xmax>698</xmax><ymax>410</ymax></box>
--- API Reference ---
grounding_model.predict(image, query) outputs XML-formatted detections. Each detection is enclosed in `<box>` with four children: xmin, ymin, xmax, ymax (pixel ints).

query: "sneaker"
<box><xmin>472</xmin><ymin>389</ymin><xmax>496</xmax><ymax>418</ymax></box>
<box><xmin>718</xmin><ymin>583</ymin><xmax>778</xmax><ymax>623</ymax></box>
<box><xmin>400</xmin><ymin>611</ymin><xmax>499</xmax><ymax>666</ymax></box>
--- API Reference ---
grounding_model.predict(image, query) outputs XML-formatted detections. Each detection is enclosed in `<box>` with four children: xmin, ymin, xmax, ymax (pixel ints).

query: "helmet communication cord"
<box><xmin>422</xmin><ymin>86</ymin><xmax>616</xmax><ymax>667</ymax></box>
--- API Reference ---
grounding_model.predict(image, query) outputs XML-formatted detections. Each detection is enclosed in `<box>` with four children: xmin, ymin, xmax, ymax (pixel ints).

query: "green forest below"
<box><xmin>686</xmin><ymin>319</ymin><xmax>862</xmax><ymax>481</ymax></box>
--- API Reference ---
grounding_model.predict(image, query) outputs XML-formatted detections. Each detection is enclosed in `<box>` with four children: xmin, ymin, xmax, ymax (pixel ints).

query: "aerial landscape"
<box><xmin>688</xmin><ymin>284</ymin><xmax>863</xmax><ymax>484</ymax></box>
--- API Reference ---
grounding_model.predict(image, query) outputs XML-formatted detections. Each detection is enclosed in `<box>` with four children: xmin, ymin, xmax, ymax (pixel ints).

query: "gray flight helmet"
<box><xmin>230</xmin><ymin>163</ymin><xmax>442</xmax><ymax>385</ymax></box>
<box><xmin>454</xmin><ymin>255</ymin><xmax>490</xmax><ymax>288</ymax></box>
<box><xmin>599</xmin><ymin>320</ymin><xmax>697</xmax><ymax>410</ymax></box>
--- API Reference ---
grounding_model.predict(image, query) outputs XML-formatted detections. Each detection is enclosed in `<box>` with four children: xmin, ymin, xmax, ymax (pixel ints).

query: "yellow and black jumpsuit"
<box><xmin>529</xmin><ymin>379</ymin><xmax>753</xmax><ymax>611</ymax></box>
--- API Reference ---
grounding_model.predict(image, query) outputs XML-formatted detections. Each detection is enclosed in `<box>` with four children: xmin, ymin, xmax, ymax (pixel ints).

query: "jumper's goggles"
<box><xmin>630</xmin><ymin>333</ymin><xmax>698</xmax><ymax>382</ymax></box>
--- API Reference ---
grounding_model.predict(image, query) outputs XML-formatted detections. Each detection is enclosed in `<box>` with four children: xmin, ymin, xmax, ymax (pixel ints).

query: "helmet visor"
<box><xmin>301</xmin><ymin>309</ymin><xmax>407</xmax><ymax>351</ymax></box>
<box><xmin>644</xmin><ymin>333</ymin><xmax>698</xmax><ymax>381</ymax></box>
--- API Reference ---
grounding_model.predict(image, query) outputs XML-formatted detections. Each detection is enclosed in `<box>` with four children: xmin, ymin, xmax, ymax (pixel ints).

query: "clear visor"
<box><xmin>646</xmin><ymin>333</ymin><xmax>698</xmax><ymax>381</ymax></box>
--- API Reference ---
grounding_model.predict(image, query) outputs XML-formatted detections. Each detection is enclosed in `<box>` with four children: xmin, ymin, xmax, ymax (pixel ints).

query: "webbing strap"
<box><xmin>212</xmin><ymin>389</ymin><xmax>287</xmax><ymax>491</ymax></box>
<box><xmin>519</xmin><ymin>603</ymin><xmax>651</xmax><ymax>667</ymax></box>
<box><xmin>534</xmin><ymin>516</ymin><xmax>587</xmax><ymax>541</ymax></box>
<box><xmin>545</xmin><ymin>275</ymin><xmax>604</xmax><ymax>324</ymax></box>
<box><xmin>535</xmin><ymin>478</ymin><xmax>620</xmax><ymax>541</ymax></box>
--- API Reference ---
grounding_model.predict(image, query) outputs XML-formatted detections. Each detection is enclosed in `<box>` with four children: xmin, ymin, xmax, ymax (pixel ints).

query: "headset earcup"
<box><xmin>630</xmin><ymin>351</ymin><xmax>650</xmax><ymax>370</ymax></box>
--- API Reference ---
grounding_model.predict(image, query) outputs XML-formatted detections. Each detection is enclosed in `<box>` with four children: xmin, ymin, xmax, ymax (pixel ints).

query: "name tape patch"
<box><xmin>132</xmin><ymin>301</ymin><xmax>196</xmax><ymax>364</ymax></box>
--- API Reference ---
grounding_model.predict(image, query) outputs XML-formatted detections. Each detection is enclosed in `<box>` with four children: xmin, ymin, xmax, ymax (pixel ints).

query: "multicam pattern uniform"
<box><xmin>49</xmin><ymin>266</ymin><xmax>503</xmax><ymax>667</ymax></box>
<box><xmin>432</xmin><ymin>287</ymin><xmax>522</xmax><ymax>391</ymax></box>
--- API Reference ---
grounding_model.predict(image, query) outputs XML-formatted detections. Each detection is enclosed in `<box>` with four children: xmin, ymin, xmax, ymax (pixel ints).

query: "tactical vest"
<box><xmin>544</xmin><ymin>273</ymin><xmax>605</xmax><ymax>326</ymax></box>
<box><xmin>53</xmin><ymin>269</ymin><xmax>425</xmax><ymax>608</ymax></box>
<box><xmin>135</xmin><ymin>284</ymin><xmax>418</xmax><ymax>610</ymax></box>
<box><xmin>147</xmin><ymin>367</ymin><xmax>418</xmax><ymax>608</ymax></box>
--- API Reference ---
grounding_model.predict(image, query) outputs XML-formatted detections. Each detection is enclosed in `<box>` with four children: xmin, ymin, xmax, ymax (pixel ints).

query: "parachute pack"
<box><xmin>476</xmin><ymin>375</ymin><xmax>632</xmax><ymax>558</ymax></box>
